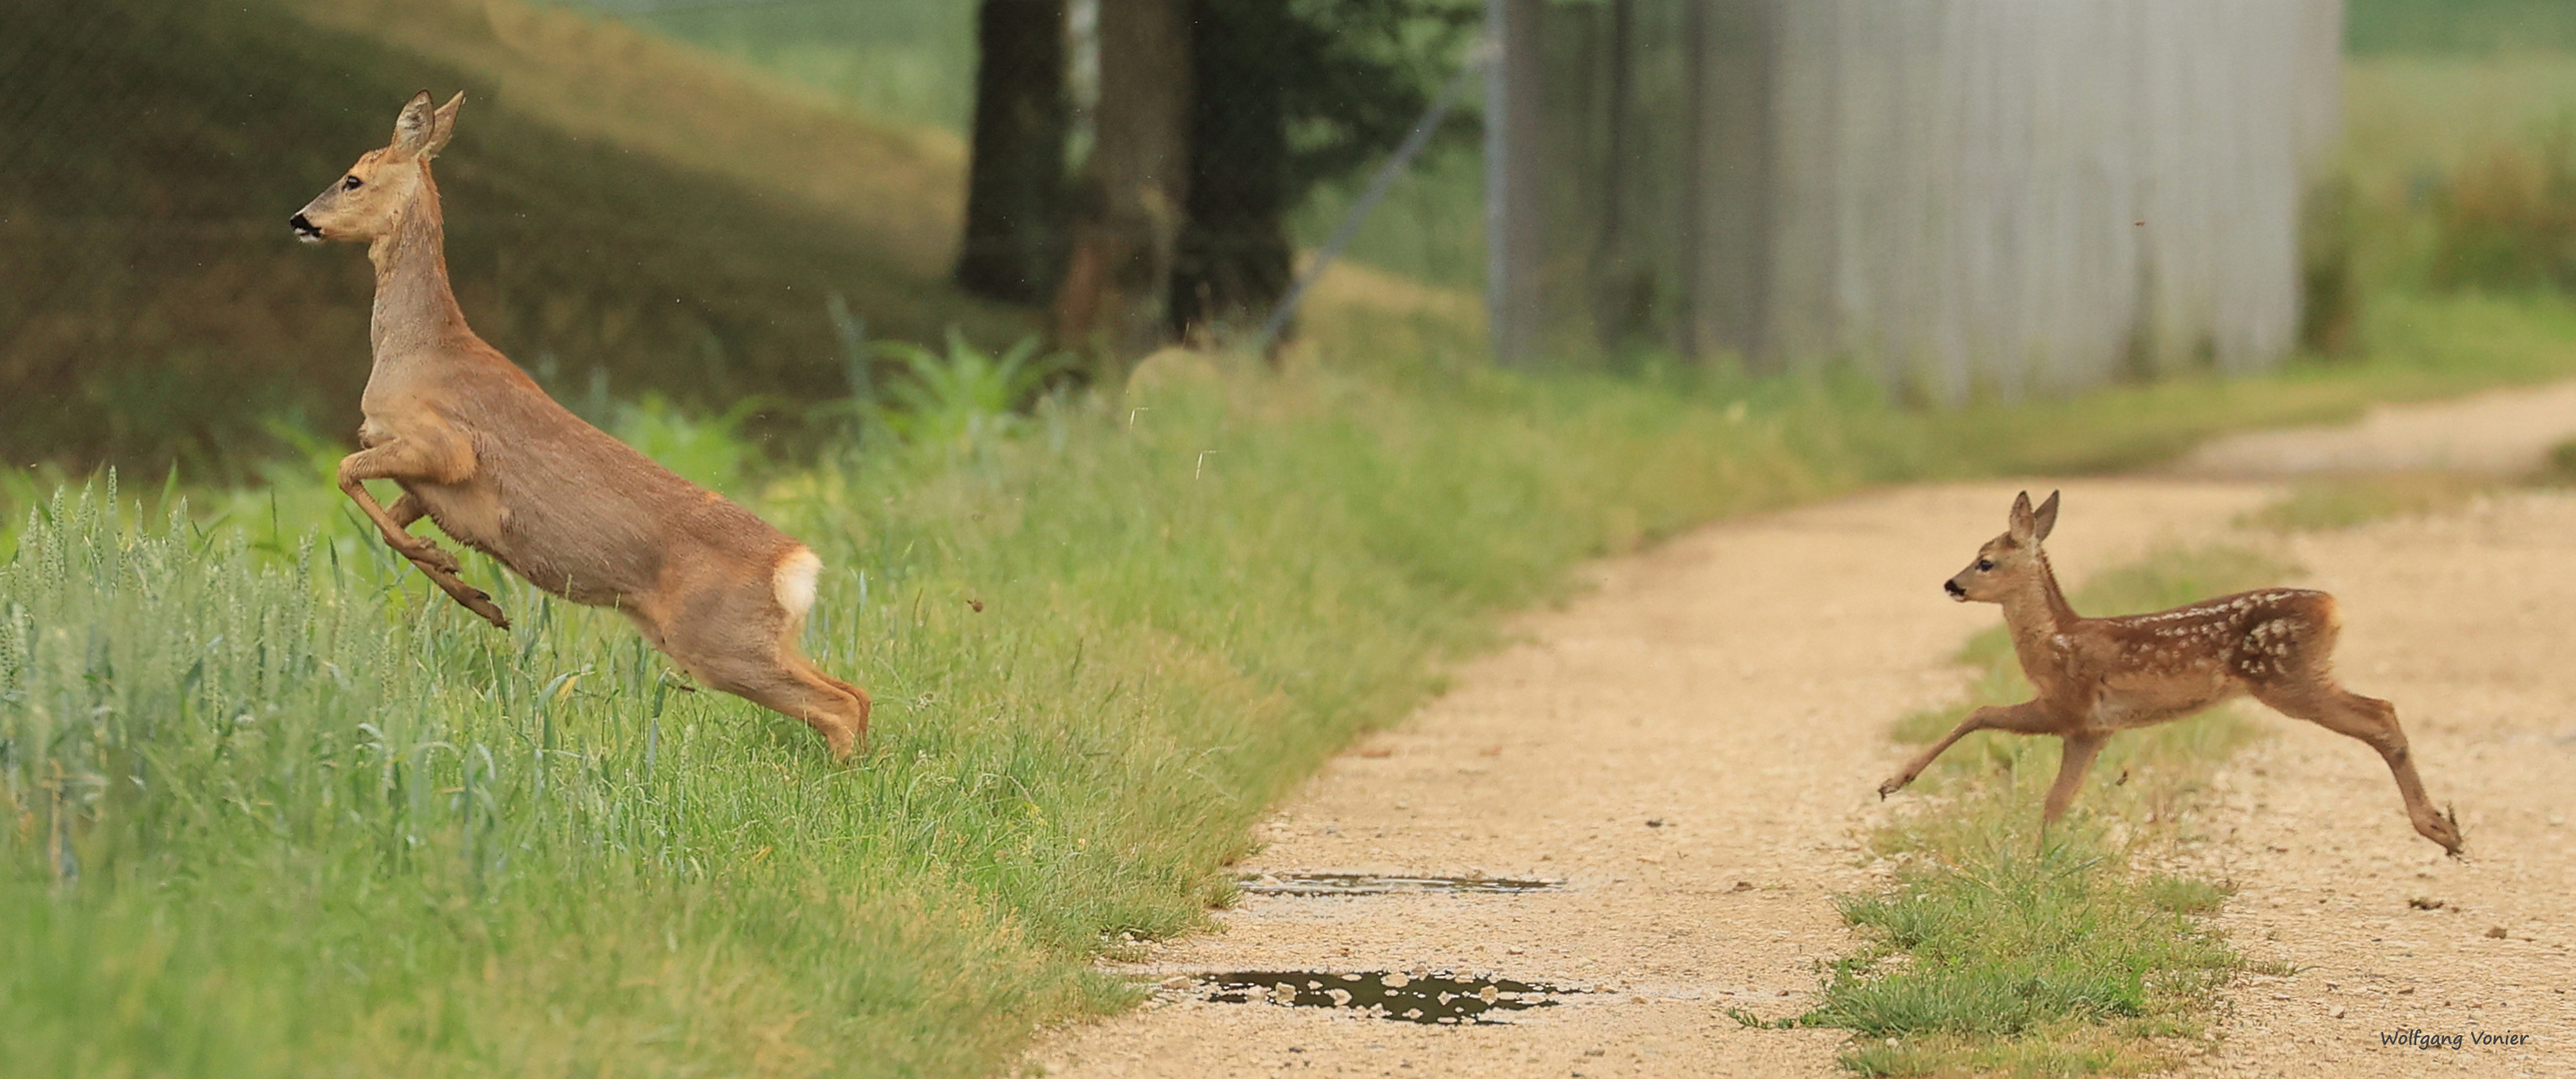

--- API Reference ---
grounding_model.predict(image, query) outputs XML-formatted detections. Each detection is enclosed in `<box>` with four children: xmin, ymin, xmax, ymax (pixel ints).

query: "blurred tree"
<box><xmin>1054</xmin><ymin>0</ymin><xmax>1191</xmax><ymax>358</ymax></box>
<box><xmin>1169</xmin><ymin>0</ymin><xmax>1478</xmax><ymax>347</ymax></box>
<box><xmin>1035</xmin><ymin>0</ymin><xmax>1475</xmax><ymax>357</ymax></box>
<box><xmin>956</xmin><ymin>0</ymin><xmax>1071</xmax><ymax>305</ymax></box>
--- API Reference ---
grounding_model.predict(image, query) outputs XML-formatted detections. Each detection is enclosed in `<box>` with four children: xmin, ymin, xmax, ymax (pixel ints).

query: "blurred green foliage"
<box><xmin>872</xmin><ymin>334</ymin><xmax>1072</xmax><ymax>452</ymax></box>
<box><xmin>2349</xmin><ymin>0</ymin><xmax>2576</xmax><ymax>55</ymax></box>
<box><xmin>590</xmin><ymin>0</ymin><xmax>977</xmax><ymax>132</ymax></box>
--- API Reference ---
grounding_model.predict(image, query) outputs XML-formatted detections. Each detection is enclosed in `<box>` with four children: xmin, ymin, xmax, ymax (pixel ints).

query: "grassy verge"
<box><xmin>4</xmin><ymin>285</ymin><xmax>2576</xmax><ymax>1075</ymax></box>
<box><xmin>1809</xmin><ymin>545</ymin><xmax>2299</xmax><ymax>1077</ymax></box>
<box><xmin>0</xmin><ymin>362</ymin><xmax>2094</xmax><ymax>1078</ymax></box>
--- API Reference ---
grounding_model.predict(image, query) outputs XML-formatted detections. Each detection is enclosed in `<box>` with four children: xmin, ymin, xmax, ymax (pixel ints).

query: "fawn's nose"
<box><xmin>290</xmin><ymin>213</ymin><xmax>323</xmax><ymax>243</ymax></box>
<box><xmin>1944</xmin><ymin>578</ymin><xmax>1967</xmax><ymax>600</ymax></box>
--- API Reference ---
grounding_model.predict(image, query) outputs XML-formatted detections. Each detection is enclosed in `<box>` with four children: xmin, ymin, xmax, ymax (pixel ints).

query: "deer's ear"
<box><xmin>2031</xmin><ymin>490</ymin><xmax>2060</xmax><ymax>542</ymax></box>
<box><xmin>2007</xmin><ymin>491</ymin><xmax>2036</xmax><ymax>542</ymax></box>
<box><xmin>421</xmin><ymin>92</ymin><xmax>464</xmax><ymax>159</ymax></box>
<box><xmin>391</xmin><ymin>90</ymin><xmax>438</xmax><ymax>157</ymax></box>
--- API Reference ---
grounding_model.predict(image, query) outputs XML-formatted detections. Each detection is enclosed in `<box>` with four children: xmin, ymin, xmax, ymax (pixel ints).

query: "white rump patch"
<box><xmin>773</xmin><ymin>546</ymin><xmax>822</xmax><ymax>620</ymax></box>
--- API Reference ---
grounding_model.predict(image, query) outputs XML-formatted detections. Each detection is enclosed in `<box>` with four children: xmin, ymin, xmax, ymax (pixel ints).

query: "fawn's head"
<box><xmin>1945</xmin><ymin>490</ymin><xmax>2059</xmax><ymax>602</ymax></box>
<box><xmin>291</xmin><ymin>91</ymin><xmax>461</xmax><ymax>245</ymax></box>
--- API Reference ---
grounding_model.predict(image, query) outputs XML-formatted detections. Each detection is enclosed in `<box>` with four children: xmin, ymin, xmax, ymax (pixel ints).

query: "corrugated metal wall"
<box><xmin>1487</xmin><ymin>0</ymin><xmax>2344</xmax><ymax>400</ymax></box>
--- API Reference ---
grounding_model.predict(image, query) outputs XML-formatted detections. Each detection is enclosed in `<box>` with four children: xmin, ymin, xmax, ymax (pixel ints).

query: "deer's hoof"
<box><xmin>407</xmin><ymin>543</ymin><xmax>462</xmax><ymax>575</ymax></box>
<box><xmin>1877</xmin><ymin>776</ymin><xmax>1909</xmax><ymax>799</ymax></box>
<box><xmin>464</xmin><ymin>592</ymin><xmax>511</xmax><ymax>630</ymax></box>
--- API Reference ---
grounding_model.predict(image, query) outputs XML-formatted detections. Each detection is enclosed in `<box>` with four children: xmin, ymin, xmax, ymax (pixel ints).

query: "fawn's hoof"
<box><xmin>2425</xmin><ymin>805</ymin><xmax>2465</xmax><ymax>857</ymax></box>
<box><xmin>1877</xmin><ymin>775</ymin><xmax>1911</xmax><ymax>799</ymax></box>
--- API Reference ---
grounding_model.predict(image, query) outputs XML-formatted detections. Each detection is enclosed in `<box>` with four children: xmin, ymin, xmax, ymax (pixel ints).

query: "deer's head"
<box><xmin>1946</xmin><ymin>490</ymin><xmax>2059</xmax><ymax>602</ymax></box>
<box><xmin>291</xmin><ymin>91</ymin><xmax>461</xmax><ymax>244</ymax></box>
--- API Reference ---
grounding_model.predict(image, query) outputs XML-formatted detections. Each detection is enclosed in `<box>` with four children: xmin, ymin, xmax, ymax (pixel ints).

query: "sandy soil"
<box><xmin>2175</xmin><ymin>493</ymin><xmax>2576</xmax><ymax>1078</ymax></box>
<box><xmin>1028</xmin><ymin>389</ymin><xmax>2576</xmax><ymax>1079</ymax></box>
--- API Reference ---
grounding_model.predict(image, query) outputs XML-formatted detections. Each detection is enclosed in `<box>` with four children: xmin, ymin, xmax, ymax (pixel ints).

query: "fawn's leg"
<box><xmin>339</xmin><ymin>444</ymin><xmax>510</xmax><ymax>629</ymax></box>
<box><xmin>2040</xmin><ymin>731</ymin><xmax>2108</xmax><ymax>832</ymax></box>
<box><xmin>1881</xmin><ymin>699</ymin><xmax>2058</xmax><ymax>797</ymax></box>
<box><xmin>2255</xmin><ymin>680</ymin><xmax>2462</xmax><ymax>855</ymax></box>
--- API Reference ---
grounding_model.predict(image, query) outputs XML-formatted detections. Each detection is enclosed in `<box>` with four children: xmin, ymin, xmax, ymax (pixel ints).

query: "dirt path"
<box><xmin>2177</xmin><ymin>493</ymin><xmax>2576</xmax><ymax>1077</ymax></box>
<box><xmin>1030</xmin><ymin>389</ymin><xmax>2576</xmax><ymax>1079</ymax></box>
<box><xmin>1029</xmin><ymin>482</ymin><xmax>2273</xmax><ymax>1077</ymax></box>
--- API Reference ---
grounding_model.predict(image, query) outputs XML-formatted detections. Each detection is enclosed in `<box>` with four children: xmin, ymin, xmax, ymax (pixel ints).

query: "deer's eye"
<box><xmin>1975</xmin><ymin>558</ymin><xmax>1995</xmax><ymax>571</ymax></box>
<box><xmin>343</xmin><ymin>175</ymin><xmax>364</xmax><ymax>191</ymax></box>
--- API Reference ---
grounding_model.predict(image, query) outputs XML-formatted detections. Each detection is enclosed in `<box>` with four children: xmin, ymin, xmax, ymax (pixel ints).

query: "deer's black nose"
<box><xmin>290</xmin><ymin>213</ymin><xmax>323</xmax><ymax>242</ymax></box>
<box><xmin>1944</xmin><ymin>578</ymin><xmax>1966</xmax><ymax>599</ymax></box>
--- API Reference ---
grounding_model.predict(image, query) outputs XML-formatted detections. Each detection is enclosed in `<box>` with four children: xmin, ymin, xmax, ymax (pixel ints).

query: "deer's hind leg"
<box><xmin>659</xmin><ymin>577</ymin><xmax>870</xmax><ymax>763</ymax></box>
<box><xmin>2252</xmin><ymin>678</ymin><xmax>2462</xmax><ymax>855</ymax></box>
<box><xmin>2042</xmin><ymin>731</ymin><xmax>2108</xmax><ymax>831</ymax></box>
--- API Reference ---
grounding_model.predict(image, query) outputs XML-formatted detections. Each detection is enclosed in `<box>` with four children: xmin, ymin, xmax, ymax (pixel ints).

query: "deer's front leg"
<box><xmin>339</xmin><ymin>443</ymin><xmax>510</xmax><ymax>629</ymax></box>
<box><xmin>2040</xmin><ymin>731</ymin><xmax>2108</xmax><ymax>830</ymax></box>
<box><xmin>1879</xmin><ymin>700</ymin><xmax>2056</xmax><ymax>798</ymax></box>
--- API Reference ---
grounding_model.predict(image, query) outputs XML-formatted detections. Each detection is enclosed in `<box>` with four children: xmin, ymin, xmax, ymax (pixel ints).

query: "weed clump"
<box><xmin>2433</xmin><ymin>129</ymin><xmax>2576</xmax><ymax>292</ymax></box>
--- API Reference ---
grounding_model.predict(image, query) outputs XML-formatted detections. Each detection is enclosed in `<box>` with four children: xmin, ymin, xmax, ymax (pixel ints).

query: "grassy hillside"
<box><xmin>0</xmin><ymin>0</ymin><xmax>1018</xmax><ymax>472</ymax></box>
<box><xmin>586</xmin><ymin>0</ymin><xmax>978</xmax><ymax>133</ymax></box>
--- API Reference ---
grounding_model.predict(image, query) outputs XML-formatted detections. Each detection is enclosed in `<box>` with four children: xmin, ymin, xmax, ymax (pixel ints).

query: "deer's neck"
<box><xmin>366</xmin><ymin>166</ymin><xmax>474</xmax><ymax>362</ymax></box>
<box><xmin>2000</xmin><ymin>548</ymin><xmax>2081</xmax><ymax>671</ymax></box>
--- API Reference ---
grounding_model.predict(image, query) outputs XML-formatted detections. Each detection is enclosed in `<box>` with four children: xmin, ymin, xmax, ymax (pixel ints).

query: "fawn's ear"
<box><xmin>422</xmin><ymin>92</ymin><xmax>463</xmax><ymax>159</ymax></box>
<box><xmin>391</xmin><ymin>90</ymin><xmax>438</xmax><ymax>158</ymax></box>
<box><xmin>2007</xmin><ymin>491</ymin><xmax>2037</xmax><ymax>542</ymax></box>
<box><xmin>2031</xmin><ymin>490</ymin><xmax>2060</xmax><ymax>542</ymax></box>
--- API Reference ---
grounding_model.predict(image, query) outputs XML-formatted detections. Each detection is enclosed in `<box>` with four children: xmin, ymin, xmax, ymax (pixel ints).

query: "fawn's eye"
<box><xmin>343</xmin><ymin>175</ymin><xmax>363</xmax><ymax>191</ymax></box>
<box><xmin>1975</xmin><ymin>558</ymin><xmax>1995</xmax><ymax>571</ymax></box>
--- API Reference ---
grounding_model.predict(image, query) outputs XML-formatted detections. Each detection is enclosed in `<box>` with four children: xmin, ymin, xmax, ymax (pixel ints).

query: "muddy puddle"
<box><xmin>1187</xmin><ymin>970</ymin><xmax>1580</xmax><ymax>1024</ymax></box>
<box><xmin>1235</xmin><ymin>872</ymin><xmax>1563</xmax><ymax>897</ymax></box>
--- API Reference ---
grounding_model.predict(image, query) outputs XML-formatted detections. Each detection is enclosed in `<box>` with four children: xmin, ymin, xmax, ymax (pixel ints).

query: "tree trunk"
<box><xmin>1168</xmin><ymin>0</ymin><xmax>1293</xmax><ymax>347</ymax></box>
<box><xmin>1053</xmin><ymin>0</ymin><xmax>1191</xmax><ymax>359</ymax></box>
<box><xmin>956</xmin><ymin>0</ymin><xmax>1071</xmax><ymax>305</ymax></box>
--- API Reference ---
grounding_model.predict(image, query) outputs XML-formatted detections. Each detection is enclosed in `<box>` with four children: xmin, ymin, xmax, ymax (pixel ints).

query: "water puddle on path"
<box><xmin>1189</xmin><ymin>970</ymin><xmax>1582</xmax><ymax>1025</ymax></box>
<box><xmin>1236</xmin><ymin>872</ymin><xmax>1563</xmax><ymax>896</ymax></box>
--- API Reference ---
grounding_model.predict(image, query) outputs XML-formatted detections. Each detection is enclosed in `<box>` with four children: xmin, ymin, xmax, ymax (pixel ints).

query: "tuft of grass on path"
<box><xmin>1818</xmin><ymin>544</ymin><xmax>2298</xmax><ymax>1077</ymax></box>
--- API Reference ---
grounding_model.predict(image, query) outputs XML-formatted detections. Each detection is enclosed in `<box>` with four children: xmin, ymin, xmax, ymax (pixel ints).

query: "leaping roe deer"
<box><xmin>291</xmin><ymin>91</ymin><xmax>871</xmax><ymax>761</ymax></box>
<box><xmin>1878</xmin><ymin>491</ymin><xmax>2462</xmax><ymax>855</ymax></box>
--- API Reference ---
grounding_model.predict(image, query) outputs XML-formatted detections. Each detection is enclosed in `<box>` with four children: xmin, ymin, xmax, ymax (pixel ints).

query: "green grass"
<box><xmin>2349</xmin><ymin>1</ymin><xmax>2576</xmax><ymax>55</ymax></box>
<box><xmin>8</xmin><ymin>318</ymin><xmax>2559</xmax><ymax>1076</ymax></box>
<box><xmin>1816</xmin><ymin>544</ymin><xmax>2299</xmax><ymax>1077</ymax></box>
<box><xmin>0</xmin><ymin>359</ymin><xmax>1949</xmax><ymax>1078</ymax></box>
<box><xmin>2238</xmin><ymin>472</ymin><xmax>2500</xmax><ymax>532</ymax></box>
<box><xmin>587</xmin><ymin>0</ymin><xmax>977</xmax><ymax>133</ymax></box>
<box><xmin>2548</xmin><ymin>437</ymin><xmax>2576</xmax><ymax>482</ymax></box>
<box><xmin>2343</xmin><ymin>54</ymin><xmax>2576</xmax><ymax>291</ymax></box>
